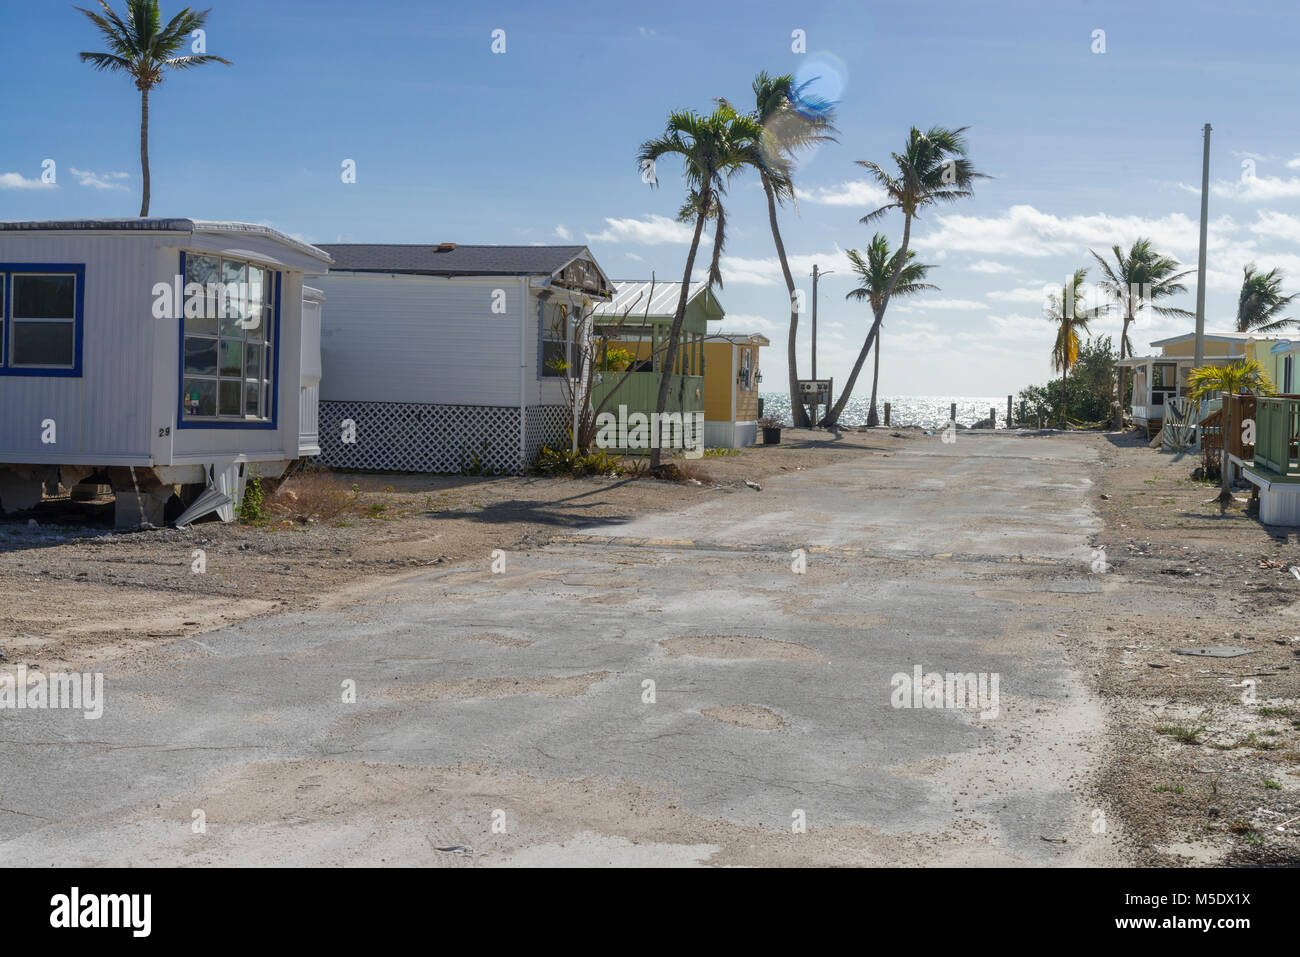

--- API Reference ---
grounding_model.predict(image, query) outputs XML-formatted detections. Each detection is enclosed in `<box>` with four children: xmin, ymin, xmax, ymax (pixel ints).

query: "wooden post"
<box><xmin>990</xmin><ymin>407</ymin><xmax>997</xmax><ymax>429</ymax></box>
<box><xmin>883</xmin><ymin>402</ymin><xmax>891</xmax><ymax>427</ymax></box>
<box><xmin>1006</xmin><ymin>395</ymin><xmax>1012</xmax><ymax>429</ymax></box>
<box><xmin>1020</xmin><ymin>400</ymin><xmax>1026</xmax><ymax>426</ymax></box>
<box><xmin>950</xmin><ymin>402</ymin><xmax>957</xmax><ymax>425</ymax></box>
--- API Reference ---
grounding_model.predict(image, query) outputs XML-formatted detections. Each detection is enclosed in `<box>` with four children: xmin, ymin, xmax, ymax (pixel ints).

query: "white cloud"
<box><xmin>1288</xmin><ymin>157</ymin><xmax>1300</xmax><ymax>170</ymax></box>
<box><xmin>967</xmin><ymin>259</ymin><xmax>1013</xmax><ymax>274</ymax></box>
<box><xmin>553</xmin><ymin>224</ymin><xmax>572</xmax><ymax>240</ymax></box>
<box><xmin>1181</xmin><ymin>176</ymin><xmax>1300</xmax><ymax>202</ymax></box>
<box><xmin>1249</xmin><ymin>210</ymin><xmax>1300</xmax><ymax>244</ymax></box>
<box><xmin>892</xmin><ymin>297</ymin><xmax>985</xmax><ymax>313</ymax></box>
<box><xmin>796</xmin><ymin>179</ymin><xmax>887</xmax><ymax>208</ymax></box>
<box><xmin>913</xmin><ymin>203</ymin><xmax>1219</xmax><ymax>260</ymax></box>
<box><xmin>69</xmin><ymin>168</ymin><xmax>129</xmax><ymax>191</ymax></box>
<box><xmin>586</xmin><ymin>214</ymin><xmax>705</xmax><ymax>246</ymax></box>
<box><xmin>711</xmin><ymin>248</ymin><xmax>851</xmax><ymax>286</ymax></box>
<box><xmin>986</xmin><ymin>284</ymin><xmax>1055</xmax><ymax>303</ymax></box>
<box><xmin>717</xmin><ymin>312</ymin><xmax>782</xmax><ymax>334</ymax></box>
<box><xmin>0</xmin><ymin>172</ymin><xmax>54</xmax><ymax>190</ymax></box>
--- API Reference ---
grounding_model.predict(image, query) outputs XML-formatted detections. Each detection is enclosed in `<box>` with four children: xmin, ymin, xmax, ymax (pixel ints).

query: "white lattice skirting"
<box><xmin>318</xmin><ymin>401</ymin><xmax>570</xmax><ymax>474</ymax></box>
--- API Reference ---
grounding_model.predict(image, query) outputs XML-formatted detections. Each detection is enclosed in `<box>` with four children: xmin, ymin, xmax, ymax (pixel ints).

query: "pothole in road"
<box><xmin>701</xmin><ymin>704</ymin><xmax>787</xmax><ymax>731</ymax></box>
<box><xmin>455</xmin><ymin>632</ymin><xmax>533</xmax><ymax>648</ymax></box>
<box><xmin>659</xmin><ymin>634</ymin><xmax>827</xmax><ymax>663</ymax></box>
<box><xmin>385</xmin><ymin>671</ymin><xmax>610</xmax><ymax>701</ymax></box>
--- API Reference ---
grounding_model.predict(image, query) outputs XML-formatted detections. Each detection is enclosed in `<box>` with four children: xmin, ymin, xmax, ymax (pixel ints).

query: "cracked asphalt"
<box><xmin>0</xmin><ymin>432</ymin><xmax>1128</xmax><ymax>866</ymax></box>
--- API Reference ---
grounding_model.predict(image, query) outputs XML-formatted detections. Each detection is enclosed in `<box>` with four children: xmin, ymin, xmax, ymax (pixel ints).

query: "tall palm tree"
<box><xmin>1189</xmin><ymin>359</ymin><xmax>1274</xmax><ymax>501</ymax></box>
<box><xmin>1047</xmin><ymin>269</ymin><xmax>1100</xmax><ymax>429</ymax></box>
<box><xmin>1088</xmin><ymin>239</ymin><xmax>1193</xmax><ymax>428</ymax></box>
<box><xmin>1236</xmin><ymin>263</ymin><xmax>1298</xmax><ymax>333</ymax></box>
<box><xmin>844</xmin><ymin>235</ymin><xmax>937</xmax><ymax>426</ymax></box>
<box><xmin>820</xmin><ymin>126</ymin><xmax>985</xmax><ymax>427</ymax></box>
<box><xmin>77</xmin><ymin>1</ymin><xmax>230</xmax><ymax>217</ymax></box>
<box><xmin>722</xmin><ymin>72</ymin><xmax>838</xmax><ymax>429</ymax></box>
<box><xmin>637</xmin><ymin>104</ymin><xmax>764</xmax><ymax>472</ymax></box>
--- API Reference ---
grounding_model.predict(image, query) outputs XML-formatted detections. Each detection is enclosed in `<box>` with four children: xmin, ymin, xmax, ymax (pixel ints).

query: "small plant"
<box><xmin>703</xmin><ymin>447</ymin><xmax>740</xmax><ymax>458</ymax></box>
<box><xmin>1156</xmin><ymin>724</ymin><xmax>1206</xmax><ymax>745</ymax></box>
<box><xmin>532</xmin><ymin>444</ymin><xmax>625</xmax><ymax>477</ymax></box>
<box><xmin>1257</xmin><ymin>706</ymin><xmax>1295</xmax><ymax>717</ymax></box>
<box><xmin>237</xmin><ymin>477</ymin><xmax>268</xmax><ymax>524</ymax></box>
<box><xmin>1263</xmin><ymin>779</ymin><xmax>1282</xmax><ymax>790</ymax></box>
<box><xmin>1227</xmin><ymin>819</ymin><xmax>1255</xmax><ymax>834</ymax></box>
<box><xmin>366</xmin><ymin>502</ymin><xmax>388</xmax><ymax>518</ymax></box>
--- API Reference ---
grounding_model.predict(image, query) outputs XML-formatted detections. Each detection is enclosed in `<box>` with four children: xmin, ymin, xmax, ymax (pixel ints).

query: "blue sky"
<box><xmin>4</xmin><ymin>0</ymin><xmax>1300</xmax><ymax>396</ymax></box>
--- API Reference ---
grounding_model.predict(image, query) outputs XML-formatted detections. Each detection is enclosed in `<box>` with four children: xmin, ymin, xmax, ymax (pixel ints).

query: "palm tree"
<box><xmin>844</xmin><ymin>235</ymin><xmax>937</xmax><ymax>426</ymax></box>
<box><xmin>77</xmin><ymin>1</ymin><xmax>230</xmax><ymax>217</ymax></box>
<box><xmin>820</xmin><ymin>126</ymin><xmax>986</xmax><ymax>427</ymax></box>
<box><xmin>1047</xmin><ymin>269</ymin><xmax>1100</xmax><ymax>429</ymax></box>
<box><xmin>1189</xmin><ymin>359</ymin><xmax>1274</xmax><ymax>501</ymax></box>
<box><xmin>1236</xmin><ymin>263</ymin><xmax>1298</xmax><ymax>333</ymax></box>
<box><xmin>1089</xmin><ymin>239</ymin><xmax>1193</xmax><ymax>429</ymax></box>
<box><xmin>722</xmin><ymin>72</ymin><xmax>838</xmax><ymax>429</ymax></box>
<box><xmin>637</xmin><ymin>104</ymin><xmax>764</xmax><ymax>472</ymax></box>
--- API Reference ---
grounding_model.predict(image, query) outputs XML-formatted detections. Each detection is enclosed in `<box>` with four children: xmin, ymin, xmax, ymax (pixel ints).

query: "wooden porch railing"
<box><xmin>1254</xmin><ymin>396</ymin><xmax>1300</xmax><ymax>475</ymax></box>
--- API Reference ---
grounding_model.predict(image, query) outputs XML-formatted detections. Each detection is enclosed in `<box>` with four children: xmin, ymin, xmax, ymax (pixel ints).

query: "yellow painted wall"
<box><xmin>702</xmin><ymin>340</ymin><xmax>733</xmax><ymax>420</ymax></box>
<box><xmin>1160</xmin><ymin>339</ymin><xmax>1238</xmax><ymax>358</ymax></box>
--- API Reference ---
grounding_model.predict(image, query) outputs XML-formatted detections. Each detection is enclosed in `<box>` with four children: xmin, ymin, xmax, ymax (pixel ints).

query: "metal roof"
<box><xmin>710</xmin><ymin>333</ymin><xmax>771</xmax><ymax>346</ymax></box>
<box><xmin>0</xmin><ymin>218</ymin><xmax>332</xmax><ymax>263</ymax></box>
<box><xmin>591</xmin><ymin>280</ymin><xmax>724</xmax><ymax>320</ymax></box>
<box><xmin>317</xmin><ymin>243</ymin><xmax>597</xmax><ymax>277</ymax></box>
<box><xmin>1148</xmin><ymin>331</ymin><xmax>1272</xmax><ymax>346</ymax></box>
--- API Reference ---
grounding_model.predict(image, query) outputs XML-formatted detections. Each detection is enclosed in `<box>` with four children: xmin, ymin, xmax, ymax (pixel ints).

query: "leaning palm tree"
<box><xmin>77</xmin><ymin>1</ymin><xmax>230</xmax><ymax>217</ymax></box>
<box><xmin>1047</xmin><ymin>269</ymin><xmax>1100</xmax><ymax>429</ymax></box>
<box><xmin>1236</xmin><ymin>263</ymin><xmax>1298</xmax><ymax>333</ymax></box>
<box><xmin>637</xmin><ymin>104</ymin><xmax>764</xmax><ymax>473</ymax></box>
<box><xmin>722</xmin><ymin>72</ymin><xmax>838</xmax><ymax>428</ymax></box>
<box><xmin>1189</xmin><ymin>359</ymin><xmax>1274</xmax><ymax>501</ymax></box>
<box><xmin>820</xmin><ymin>126</ymin><xmax>986</xmax><ymax>427</ymax></box>
<box><xmin>844</xmin><ymin>235</ymin><xmax>937</xmax><ymax>426</ymax></box>
<box><xmin>1089</xmin><ymin>239</ymin><xmax>1193</xmax><ymax>428</ymax></box>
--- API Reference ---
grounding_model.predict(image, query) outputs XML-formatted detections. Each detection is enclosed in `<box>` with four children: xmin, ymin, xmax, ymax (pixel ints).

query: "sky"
<box><xmin>4</xmin><ymin>0</ymin><xmax>1300</xmax><ymax>397</ymax></box>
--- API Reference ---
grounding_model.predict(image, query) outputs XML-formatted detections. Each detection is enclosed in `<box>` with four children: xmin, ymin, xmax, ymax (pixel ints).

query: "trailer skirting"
<box><xmin>317</xmin><ymin>400</ymin><xmax>570</xmax><ymax>474</ymax></box>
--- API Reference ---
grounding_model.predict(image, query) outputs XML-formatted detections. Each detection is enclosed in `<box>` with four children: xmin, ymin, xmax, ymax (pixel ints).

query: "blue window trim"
<box><xmin>175</xmin><ymin>251</ymin><xmax>281</xmax><ymax>431</ymax></box>
<box><xmin>0</xmin><ymin>263</ymin><xmax>84</xmax><ymax>377</ymax></box>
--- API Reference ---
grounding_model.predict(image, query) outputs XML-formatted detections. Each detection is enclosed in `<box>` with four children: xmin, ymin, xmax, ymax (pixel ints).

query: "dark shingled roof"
<box><xmin>316</xmin><ymin>243</ymin><xmax>592</xmax><ymax>277</ymax></box>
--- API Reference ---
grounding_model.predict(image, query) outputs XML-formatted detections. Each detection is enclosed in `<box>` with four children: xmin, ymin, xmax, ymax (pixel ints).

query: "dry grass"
<box><xmin>267</xmin><ymin>469</ymin><xmax>362</xmax><ymax>524</ymax></box>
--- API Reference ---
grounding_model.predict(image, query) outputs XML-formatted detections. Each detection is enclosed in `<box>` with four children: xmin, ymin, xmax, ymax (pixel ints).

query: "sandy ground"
<box><xmin>0</xmin><ymin>431</ymin><xmax>889</xmax><ymax>672</ymax></box>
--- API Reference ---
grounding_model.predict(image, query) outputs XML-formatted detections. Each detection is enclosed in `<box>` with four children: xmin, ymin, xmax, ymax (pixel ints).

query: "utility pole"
<box><xmin>810</xmin><ymin>264</ymin><xmax>834</xmax><ymax>380</ymax></box>
<box><xmin>811</xmin><ymin>264</ymin><xmax>820</xmax><ymax>381</ymax></box>
<box><xmin>1194</xmin><ymin>123</ymin><xmax>1211</xmax><ymax>369</ymax></box>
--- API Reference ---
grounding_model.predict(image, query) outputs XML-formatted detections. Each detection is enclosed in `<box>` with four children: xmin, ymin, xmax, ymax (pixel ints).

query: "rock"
<box><xmin>970</xmin><ymin>417</ymin><xmax>994</xmax><ymax>429</ymax></box>
<box><xmin>744</xmin><ymin>480</ymin><xmax>762</xmax><ymax>491</ymax></box>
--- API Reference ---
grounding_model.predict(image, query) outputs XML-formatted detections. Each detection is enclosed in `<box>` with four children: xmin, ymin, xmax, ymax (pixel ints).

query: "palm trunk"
<box><xmin>762</xmin><ymin>176</ymin><xmax>809</xmax><ymax>428</ymax></box>
<box><xmin>1061</xmin><ymin>372</ymin><xmax>1068</xmax><ymax>429</ymax></box>
<box><xmin>820</xmin><ymin>214</ymin><xmax>912</xmax><ymax>427</ymax></box>
<box><xmin>139</xmin><ymin>87</ymin><xmax>151</xmax><ymax>217</ymax></box>
<box><xmin>651</xmin><ymin>190</ymin><xmax>710</xmax><ymax>472</ymax></box>
<box><xmin>866</xmin><ymin>331</ymin><xmax>881</xmax><ymax>427</ymax></box>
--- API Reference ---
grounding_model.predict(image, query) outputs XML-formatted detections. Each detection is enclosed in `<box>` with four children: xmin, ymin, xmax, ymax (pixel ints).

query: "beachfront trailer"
<box><xmin>0</xmin><ymin>219</ymin><xmax>332</xmax><ymax>527</ymax></box>
<box><xmin>589</xmin><ymin>280</ymin><xmax>722</xmax><ymax>449</ymax></box>
<box><xmin>1118</xmin><ymin>331</ymin><xmax>1283</xmax><ymax>436</ymax></box>
<box><xmin>310</xmin><ymin>244</ymin><xmax>613</xmax><ymax>473</ymax></box>
<box><xmin>702</xmin><ymin>333</ymin><xmax>770</xmax><ymax>448</ymax></box>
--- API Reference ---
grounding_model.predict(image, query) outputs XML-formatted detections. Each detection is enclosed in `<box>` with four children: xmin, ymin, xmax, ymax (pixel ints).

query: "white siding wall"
<box><xmin>314</xmin><ymin>274</ymin><xmax>532</xmax><ymax>406</ymax></box>
<box><xmin>0</xmin><ymin>231</ymin><xmax>160</xmax><ymax>465</ymax></box>
<box><xmin>0</xmin><ymin>228</ymin><xmax>317</xmax><ymax>470</ymax></box>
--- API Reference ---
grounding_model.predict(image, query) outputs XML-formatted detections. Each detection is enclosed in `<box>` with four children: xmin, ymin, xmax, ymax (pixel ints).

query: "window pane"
<box><xmin>219</xmin><ymin>379</ymin><xmax>241</xmax><ymax>416</ymax></box>
<box><xmin>183</xmin><ymin>378</ymin><xmax>216</xmax><ymax>417</ymax></box>
<box><xmin>247</xmin><ymin>265</ymin><xmax>265</xmax><ymax>309</ymax></box>
<box><xmin>184</xmin><ymin>337</ymin><xmax>218</xmax><ymax>376</ymax></box>
<box><xmin>219</xmin><ymin>260</ymin><xmax>247</xmax><ymax>336</ymax></box>
<box><xmin>186</xmin><ymin>255</ymin><xmax>218</xmax><ymax>288</ymax></box>
<box><xmin>12</xmin><ymin>320</ymin><xmax>74</xmax><ymax>366</ymax></box>
<box><xmin>244</xmin><ymin>380</ymin><xmax>262</xmax><ymax>418</ymax></box>
<box><xmin>219</xmin><ymin>339</ymin><xmax>243</xmax><ymax>377</ymax></box>
<box><xmin>246</xmin><ymin>344</ymin><xmax>262</xmax><ymax>380</ymax></box>
<box><xmin>13</xmin><ymin>275</ymin><xmax>75</xmax><ymax>319</ymax></box>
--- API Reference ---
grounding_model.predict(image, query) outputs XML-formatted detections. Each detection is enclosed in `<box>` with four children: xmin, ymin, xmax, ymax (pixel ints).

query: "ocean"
<box><xmin>759</xmin><ymin>393</ymin><xmax>1012</xmax><ymax>429</ymax></box>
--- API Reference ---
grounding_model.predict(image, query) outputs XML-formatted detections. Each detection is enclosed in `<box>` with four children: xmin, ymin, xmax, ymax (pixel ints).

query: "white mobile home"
<box><xmin>311</xmin><ymin>243</ymin><xmax>612</xmax><ymax>473</ymax></box>
<box><xmin>0</xmin><ymin>219</ymin><xmax>332</xmax><ymax>526</ymax></box>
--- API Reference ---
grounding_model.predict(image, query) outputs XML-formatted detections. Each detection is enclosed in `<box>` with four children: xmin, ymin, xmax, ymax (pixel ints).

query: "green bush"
<box><xmin>1018</xmin><ymin>336</ymin><xmax>1123</xmax><ymax>425</ymax></box>
<box><xmin>532</xmin><ymin>444</ymin><xmax>625</xmax><ymax>477</ymax></box>
<box><xmin>237</xmin><ymin>476</ymin><xmax>268</xmax><ymax>524</ymax></box>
